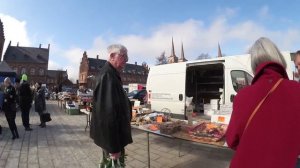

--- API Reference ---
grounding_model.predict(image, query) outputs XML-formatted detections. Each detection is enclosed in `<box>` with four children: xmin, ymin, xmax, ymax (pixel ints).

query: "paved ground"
<box><xmin>0</xmin><ymin>101</ymin><xmax>233</xmax><ymax>168</ymax></box>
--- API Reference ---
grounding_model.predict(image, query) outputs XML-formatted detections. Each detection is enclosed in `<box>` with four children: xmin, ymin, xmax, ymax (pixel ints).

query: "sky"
<box><xmin>1</xmin><ymin>0</ymin><xmax>300</xmax><ymax>82</ymax></box>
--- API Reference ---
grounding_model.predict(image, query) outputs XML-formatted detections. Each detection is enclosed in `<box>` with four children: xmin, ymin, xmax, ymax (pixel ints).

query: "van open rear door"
<box><xmin>147</xmin><ymin>62</ymin><xmax>186</xmax><ymax>118</ymax></box>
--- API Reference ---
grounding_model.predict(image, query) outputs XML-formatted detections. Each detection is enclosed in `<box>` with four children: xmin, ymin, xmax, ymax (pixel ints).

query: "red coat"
<box><xmin>226</xmin><ymin>62</ymin><xmax>300</xmax><ymax>168</ymax></box>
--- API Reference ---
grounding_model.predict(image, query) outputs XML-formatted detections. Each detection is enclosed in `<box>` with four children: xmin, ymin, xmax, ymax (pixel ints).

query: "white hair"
<box><xmin>107</xmin><ymin>44</ymin><xmax>127</xmax><ymax>59</ymax></box>
<box><xmin>4</xmin><ymin>77</ymin><xmax>11</xmax><ymax>84</ymax></box>
<box><xmin>249</xmin><ymin>37</ymin><xmax>287</xmax><ymax>72</ymax></box>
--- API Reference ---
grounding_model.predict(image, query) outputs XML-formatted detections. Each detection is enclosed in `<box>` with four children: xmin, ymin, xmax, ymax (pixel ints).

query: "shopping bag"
<box><xmin>41</xmin><ymin>112</ymin><xmax>52</xmax><ymax>122</ymax></box>
<box><xmin>99</xmin><ymin>157</ymin><xmax>125</xmax><ymax>168</ymax></box>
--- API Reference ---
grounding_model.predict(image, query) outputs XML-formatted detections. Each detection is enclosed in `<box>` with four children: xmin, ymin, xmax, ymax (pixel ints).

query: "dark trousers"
<box><xmin>296</xmin><ymin>159</ymin><xmax>300</xmax><ymax>168</ymax></box>
<box><xmin>21</xmin><ymin>108</ymin><xmax>30</xmax><ymax>128</ymax></box>
<box><xmin>5</xmin><ymin>112</ymin><xmax>18</xmax><ymax>137</ymax></box>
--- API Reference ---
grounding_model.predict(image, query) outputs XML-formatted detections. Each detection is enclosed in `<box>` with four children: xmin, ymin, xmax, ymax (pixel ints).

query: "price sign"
<box><xmin>218</xmin><ymin>116</ymin><xmax>225</xmax><ymax>123</ymax></box>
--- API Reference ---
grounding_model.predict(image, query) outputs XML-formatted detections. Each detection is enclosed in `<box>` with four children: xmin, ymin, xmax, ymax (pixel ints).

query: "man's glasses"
<box><xmin>117</xmin><ymin>53</ymin><xmax>128</xmax><ymax>62</ymax></box>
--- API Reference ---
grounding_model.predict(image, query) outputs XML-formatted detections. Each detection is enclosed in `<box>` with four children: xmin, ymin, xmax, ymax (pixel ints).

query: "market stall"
<box><xmin>131</xmin><ymin>112</ymin><xmax>228</xmax><ymax>168</ymax></box>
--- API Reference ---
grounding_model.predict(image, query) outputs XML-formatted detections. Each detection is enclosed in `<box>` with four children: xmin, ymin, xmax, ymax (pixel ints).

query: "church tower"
<box><xmin>178</xmin><ymin>42</ymin><xmax>188</xmax><ymax>62</ymax></box>
<box><xmin>167</xmin><ymin>37</ymin><xmax>178</xmax><ymax>63</ymax></box>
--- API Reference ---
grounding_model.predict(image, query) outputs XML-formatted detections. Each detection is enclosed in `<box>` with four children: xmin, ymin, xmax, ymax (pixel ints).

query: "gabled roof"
<box><xmin>87</xmin><ymin>58</ymin><xmax>147</xmax><ymax>73</ymax></box>
<box><xmin>3</xmin><ymin>46</ymin><xmax>49</xmax><ymax>64</ymax></box>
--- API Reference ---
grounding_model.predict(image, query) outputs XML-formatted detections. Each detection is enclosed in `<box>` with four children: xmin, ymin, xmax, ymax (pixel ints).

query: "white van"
<box><xmin>146</xmin><ymin>52</ymin><xmax>293</xmax><ymax>119</ymax></box>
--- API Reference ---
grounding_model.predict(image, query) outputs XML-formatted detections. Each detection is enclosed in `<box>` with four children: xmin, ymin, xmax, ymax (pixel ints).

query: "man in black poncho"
<box><xmin>90</xmin><ymin>44</ymin><xmax>132</xmax><ymax>167</ymax></box>
<box><xmin>19</xmin><ymin>74</ymin><xmax>33</xmax><ymax>131</ymax></box>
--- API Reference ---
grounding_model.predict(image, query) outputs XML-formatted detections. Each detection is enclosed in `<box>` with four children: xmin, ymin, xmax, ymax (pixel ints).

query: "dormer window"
<box><xmin>21</xmin><ymin>67</ymin><xmax>26</xmax><ymax>74</ymax></box>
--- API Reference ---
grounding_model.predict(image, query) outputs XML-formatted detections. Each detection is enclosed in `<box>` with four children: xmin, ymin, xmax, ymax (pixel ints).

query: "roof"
<box><xmin>0</xmin><ymin>61</ymin><xmax>16</xmax><ymax>77</ymax></box>
<box><xmin>88</xmin><ymin>58</ymin><xmax>106</xmax><ymax>71</ymax></box>
<box><xmin>87</xmin><ymin>58</ymin><xmax>147</xmax><ymax>73</ymax></box>
<box><xmin>47</xmin><ymin>70</ymin><xmax>67</xmax><ymax>78</ymax></box>
<box><xmin>3</xmin><ymin>46</ymin><xmax>49</xmax><ymax>64</ymax></box>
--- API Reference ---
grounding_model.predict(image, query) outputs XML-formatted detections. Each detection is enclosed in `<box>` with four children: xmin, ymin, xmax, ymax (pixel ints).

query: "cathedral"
<box><xmin>167</xmin><ymin>38</ymin><xmax>188</xmax><ymax>64</ymax></box>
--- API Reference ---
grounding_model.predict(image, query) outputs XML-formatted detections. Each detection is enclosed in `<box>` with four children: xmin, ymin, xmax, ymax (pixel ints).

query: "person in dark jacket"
<box><xmin>226</xmin><ymin>37</ymin><xmax>300</xmax><ymax>168</ymax></box>
<box><xmin>34</xmin><ymin>82</ymin><xmax>46</xmax><ymax>128</ymax></box>
<box><xmin>90</xmin><ymin>44</ymin><xmax>132</xmax><ymax>167</ymax></box>
<box><xmin>3</xmin><ymin>77</ymin><xmax>19</xmax><ymax>139</ymax></box>
<box><xmin>19</xmin><ymin>74</ymin><xmax>33</xmax><ymax>131</ymax></box>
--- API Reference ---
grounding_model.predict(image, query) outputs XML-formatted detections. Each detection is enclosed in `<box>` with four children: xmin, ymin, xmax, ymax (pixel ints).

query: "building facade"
<box><xmin>47</xmin><ymin>70</ymin><xmax>73</xmax><ymax>92</ymax></box>
<box><xmin>0</xmin><ymin>19</ymin><xmax>4</xmax><ymax>60</ymax></box>
<box><xmin>79</xmin><ymin>51</ymin><xmax>149</xmax><ymax>89</ymax></box>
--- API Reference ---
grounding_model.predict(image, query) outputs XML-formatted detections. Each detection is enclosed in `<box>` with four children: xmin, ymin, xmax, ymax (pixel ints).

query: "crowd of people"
<box><xmin>0</xmin><ymin>74</ymin><xmax>47</xmax><ymax>140</ymax></box>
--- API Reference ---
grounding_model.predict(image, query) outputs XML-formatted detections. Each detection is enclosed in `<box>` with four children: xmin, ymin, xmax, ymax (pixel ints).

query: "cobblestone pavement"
<box><xmin>0</xmin><ymin>101</ymin><xmax>233</xmax><ymax>168</ymax></box>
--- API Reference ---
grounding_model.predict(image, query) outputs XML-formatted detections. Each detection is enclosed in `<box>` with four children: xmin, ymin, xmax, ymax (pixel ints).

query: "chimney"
<box><xmin>135</xmin><ymin>62</ymin><xmax>137</xmax><ymax>65</ymax></box>
<box><xmin>96</xmin><ymin>55</ymin><xmax>99</xmax><ymax>59</ymax></box>
<box><xmin>8</xmin><ymin>41</ymin><xmax>11</xmax><ymax>46</ymax></box>
<box><xmin>48</xmin><ymin>44</ymin><xmax>50</xmax><ymax>50</ymax></box>
<box><xmin>39</xmin><ymin>44</ymin><xmax>42</xmax><ymax>48</ymax></box>
<box><xmin>17</xmin><ymin>42</ymin><xmax>19</xmax><ymax>47</ymax></box>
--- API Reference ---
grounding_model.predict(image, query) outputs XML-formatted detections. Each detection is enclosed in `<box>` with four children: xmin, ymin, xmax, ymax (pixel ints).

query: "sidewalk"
<box><xmin>0</xmin><ymin>101</ymin><xmax>233</xmax><ymax>168</ymax></box>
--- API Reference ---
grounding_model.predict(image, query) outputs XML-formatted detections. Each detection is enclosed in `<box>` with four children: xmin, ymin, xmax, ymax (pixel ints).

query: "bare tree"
<box><xmin>196</xmin><ymin>53</ymin><xmax>210</xmax><ymax>60</ymax></box>
<box><xmin>156</xmin><ymin>51</ymin><xmax>167</xmax><ymax>65</ymax></box>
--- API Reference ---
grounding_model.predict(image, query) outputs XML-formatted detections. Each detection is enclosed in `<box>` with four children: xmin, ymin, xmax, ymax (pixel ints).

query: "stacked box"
<box><xmin>66</xmin><ymin>102</ymin><xmax>79</xmax><ymax>115</ymax></box>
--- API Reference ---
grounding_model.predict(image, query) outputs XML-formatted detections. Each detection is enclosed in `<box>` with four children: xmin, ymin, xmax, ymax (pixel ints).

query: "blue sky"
<box><xmin>1</xmin><ymin>0</ymin><xmax>300</xmax><ymax>81</ymax></box>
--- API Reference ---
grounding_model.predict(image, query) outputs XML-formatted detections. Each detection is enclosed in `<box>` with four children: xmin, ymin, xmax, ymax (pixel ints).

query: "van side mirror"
<box><xmin>230</xmin><ymin>94</ymin><xmax>235</xmax><ymax>102</ymax></box>
<box><xmin>179</xmin><ymin>94</ymin><xmax>183</xmax><ymax>101</ymax></box>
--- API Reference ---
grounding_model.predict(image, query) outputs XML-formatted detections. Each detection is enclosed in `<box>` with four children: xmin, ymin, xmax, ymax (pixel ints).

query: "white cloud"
<box><xmin>0</xmin><ymin>13</ymin><xmax>31</xmax><ymax>53</ymax></box>
<box><xmin>60</xmin><ymin>13</ymin><xmax>300</xmax><ymax>81</ymax></box>
<box><xmin>3</xmin><ymin>10</ymin><xmax>300</xmax><ymax>83</ymax></box>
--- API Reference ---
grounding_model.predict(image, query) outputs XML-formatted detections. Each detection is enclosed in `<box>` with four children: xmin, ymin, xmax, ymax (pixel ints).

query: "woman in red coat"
<box><xmin>226</xmin><ymin>37</ymin><xmax>300</xmax><ymax>168</ymax></box>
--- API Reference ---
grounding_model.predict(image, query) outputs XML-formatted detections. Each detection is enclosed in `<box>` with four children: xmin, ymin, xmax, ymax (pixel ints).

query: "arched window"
<box><xmin>30</xmin><ymin>68</ymin><xmax>35</xmax><ymax>75</ymax></box>
<box><xmin>39</xmin><ymin>68</ymin><xmax>44</xmax><ymax>76</ymax></box>
<box><xmin>21</xmin><ymin>67</ymin><xmax>26</xmax><ymax>74</ymax></box>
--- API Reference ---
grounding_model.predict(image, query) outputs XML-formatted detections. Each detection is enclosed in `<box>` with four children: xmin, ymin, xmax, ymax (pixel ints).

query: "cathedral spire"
<box><xmin>178</xmin><ymin>42</ymin><xmax>187</xmax><ymax>62</ymax></box>
<box><xmin>218</xmin><ymin>42</ymin><xmax>222</xmax><ymax>58</ymax></box>
<box><xmin>168</xmin><ymin>37</ymin><xmax>178</xmax><ymax>63</ymax></box>
<box><xmin>171</xmin><ymin>37</ymin><xmax>175</xmax><ymax>57</ymax></box>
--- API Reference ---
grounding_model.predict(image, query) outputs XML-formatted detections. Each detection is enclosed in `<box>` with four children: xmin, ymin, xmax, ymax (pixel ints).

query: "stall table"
<box><xmin>131</xmin><ymin>121</ymin><xmax>227</xmax><ymax>168</ymax></box>
<box><xmin>80</xmin><ymin>109</ymin><xmax>91</xmax><ymax>131</ymax></box>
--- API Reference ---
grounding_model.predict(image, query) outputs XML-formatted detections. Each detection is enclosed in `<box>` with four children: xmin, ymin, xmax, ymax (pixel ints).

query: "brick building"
<box><xmin>79</xmin><ymin>51</ymin><xmax>149</xmax><ymax>89</ymax></box>
<box><xmin>3</xmin><ymin>42</ymin><xmax>73</xmax><ymax>90</ymax></box>
<box><xmin>0</xmin><ymin>19</ymin><xmax>4</xmax><ymax>59</ymax></box>
<box><xmin>3</xmin><ymin>42</ymin><xmax>49</xmax><ymax>84</ymax></box>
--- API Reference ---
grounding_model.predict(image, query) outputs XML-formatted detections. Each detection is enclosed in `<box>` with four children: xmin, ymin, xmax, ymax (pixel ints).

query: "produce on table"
<box><xmin>188</xmin><ymin>122</ymin><xmax>227</xmax><ymax>142</ymax></box>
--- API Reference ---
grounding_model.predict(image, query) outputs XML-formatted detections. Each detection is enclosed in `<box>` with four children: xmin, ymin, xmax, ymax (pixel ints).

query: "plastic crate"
<box><xmin>66</xmin><ymin>108</ymin><xmax>79</xmax><ymax>115</ymax></box>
